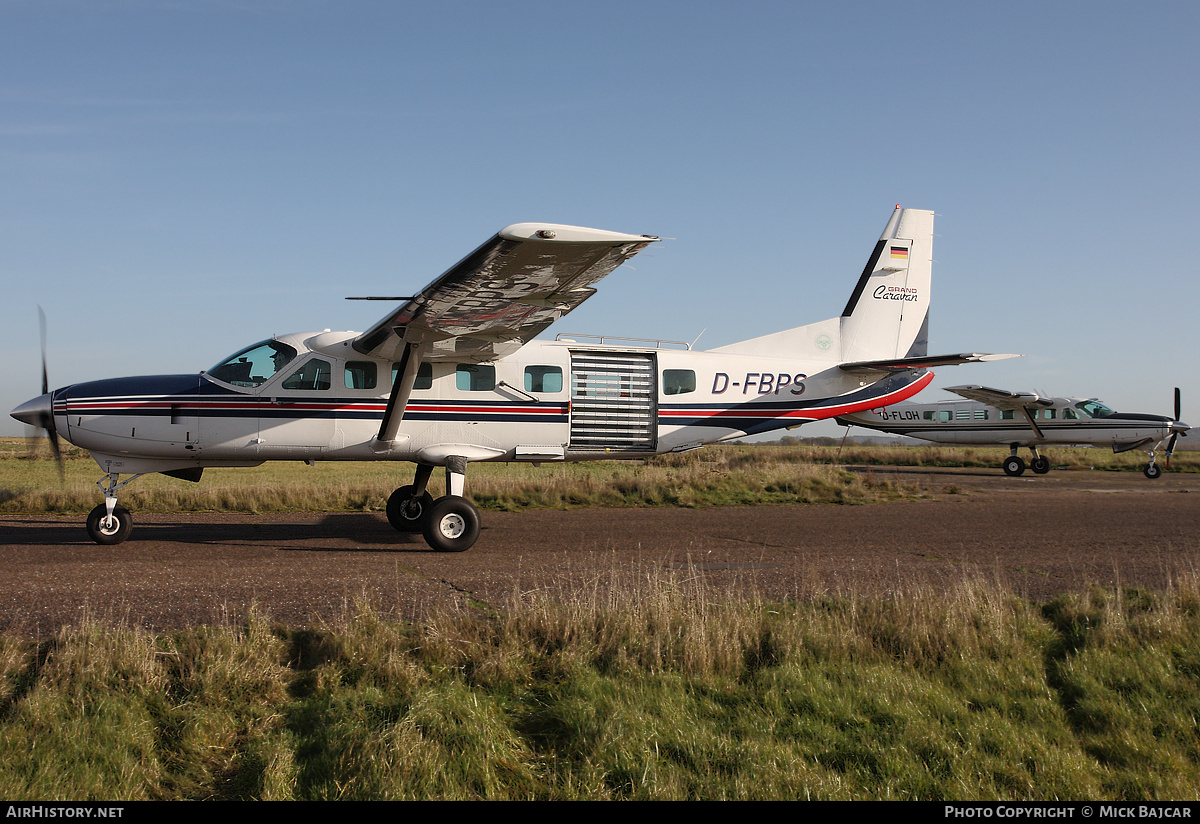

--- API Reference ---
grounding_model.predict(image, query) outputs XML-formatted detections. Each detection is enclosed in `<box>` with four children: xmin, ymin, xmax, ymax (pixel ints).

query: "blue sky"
<box><xmin>3</xmin><ymin>0</ymin><xmax>1197</xmax><ymax>436</ymax></box>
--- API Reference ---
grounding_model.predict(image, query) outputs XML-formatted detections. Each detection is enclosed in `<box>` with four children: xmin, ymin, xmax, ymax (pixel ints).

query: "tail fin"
<box><xmin>838</xmin><ymin>206</ymin><xmax>932</xmax><ymax>363</ymax></box>
<box><xmin>711</xmin><ymin>206</ymin><xmax>934</xmax><ymax>361</ymax></box>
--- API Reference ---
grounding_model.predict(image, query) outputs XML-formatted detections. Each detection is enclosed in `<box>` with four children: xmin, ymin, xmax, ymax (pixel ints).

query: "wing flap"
<box><xmin>352</xmin><ymin>224</ymin><xmax>658</xmax><ymax>362</ymax></box>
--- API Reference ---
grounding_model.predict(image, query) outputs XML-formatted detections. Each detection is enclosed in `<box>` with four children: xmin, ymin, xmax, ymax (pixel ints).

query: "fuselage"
<box><xmin>34</xmin><ymin>329</ymin><xmax>932</xmax><ymax>475</ymax></box>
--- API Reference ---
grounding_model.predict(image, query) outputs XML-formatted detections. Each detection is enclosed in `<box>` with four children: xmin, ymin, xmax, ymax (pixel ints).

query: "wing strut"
<box><xmin>1020</xmin><ymin>406</ymin><xmax>1045</xmax><ymax>440</ymax></box>
<box><xmin>376</xmin><ymin>342</ymin><xmax>424</xmax><ymax>444</ymax></box>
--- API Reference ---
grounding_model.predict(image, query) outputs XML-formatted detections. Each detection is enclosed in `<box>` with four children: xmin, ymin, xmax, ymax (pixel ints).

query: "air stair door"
<box><xmin>569</xmin><ymin>351</ymin><xmax>657</xmax><ymax>452</ymax></box>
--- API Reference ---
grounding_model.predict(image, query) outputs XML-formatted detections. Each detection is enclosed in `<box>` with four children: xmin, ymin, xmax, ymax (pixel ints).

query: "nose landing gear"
<box><xmin>84</xmin><ymin>471</ymin><xmax>145</xmax><ymax>545</ymax></box>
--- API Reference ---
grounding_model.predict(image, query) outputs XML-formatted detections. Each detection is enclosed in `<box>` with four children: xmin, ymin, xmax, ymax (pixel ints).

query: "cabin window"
<box><xmin>456</xmin><ymin>364</ymin><xmax>495</xmax><ymax>391</ymax></box>
<box><xmin>938</xmin><ymin>410</ymin><xmax>952</xmax><ymax>422</ymax></box>
<box><xmin>1041</xmin><ymin>409</ymin><xmax>1057</xmax><ymax>420</ymax></box>
<box><xmin>974</xmin><ymin>410</ymin><xmax>988</xmax><ymax>420</ymax></box>
<box><xmin>1001</xmin><ymin>410</ymin><xmax>1015</xmax><ymax>420</ymax></box>
<box><xmin>955</xmin><ymin>410</ymin><xmax>971</xmax><ymax>420</ymax></box>
<box><xmin>923</xmin><ymin>411</ymin><xmax>935</xmax><ymax>421</ymax></box>
<box><xmin>345</xmin><ymin>361</ymin><xmax>377</xmax><ymax>390</ymax></box>
<box><xmin>282</xmin><ymin>358</ymin><xmax>331</xmax><ymax>391</ymax></box>
<box><xmin>662</xmin><ymin>369</ymin><xmax>697</xmax><ymax>396</ymax></box>
<box><xmin>207</xmin><ymin>340</ymin><xmax>297</xmax><ymax>387</ymax></box>
<box><xmin>392</xmin><ymin>362</ymin><xmax>433</xmax><ymax>390</ymax></box>
<box><xmin>524</xmin><ymin>365</ymin><xmax>563</xmax><ymax>393</ymax></box>
<box><xmin>1063</xmin><ymin>408</ymin><xmax>1078</xmax><ymax>420</ymax></box>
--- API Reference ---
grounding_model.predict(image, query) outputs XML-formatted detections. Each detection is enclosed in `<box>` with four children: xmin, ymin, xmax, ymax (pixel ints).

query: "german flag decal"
<box><xmin>890</xmin><ymin>246</ymin><xmax>909</xmax><ymax>259</ymax></box>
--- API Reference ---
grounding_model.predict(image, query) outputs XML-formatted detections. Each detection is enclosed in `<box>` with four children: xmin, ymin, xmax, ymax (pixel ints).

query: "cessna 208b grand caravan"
<box><xmin>13</xmin><ymin>206</ymin><xmax>1008</xmax><ymax>552</ymax></box>
<box><xmin>838</xmin><ymin>385</ymin><xmax>1189</xmax><ymax>478</ymax></box>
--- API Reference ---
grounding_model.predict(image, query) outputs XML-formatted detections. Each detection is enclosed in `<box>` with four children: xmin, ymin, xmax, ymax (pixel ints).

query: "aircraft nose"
<box><xmin>11</xmin><ymin>392</ymin><xmax>53</xmax><ymax>427</ymax></box>
<box><xmin>1172</xmin><ymin>420</ymin><xmax>1191</xmax><ymax>435</ymax></box>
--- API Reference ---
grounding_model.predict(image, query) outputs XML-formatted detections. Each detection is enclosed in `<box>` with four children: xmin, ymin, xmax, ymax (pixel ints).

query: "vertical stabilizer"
<box><xmin>710</xmin><ymin>206</ymin><xmax>934</xmax><ymax>361</ymax></box>
<box><xmin>838</xmin><ymin>207</ymin><xmax>933</xmax><ymax>363</ymax></box>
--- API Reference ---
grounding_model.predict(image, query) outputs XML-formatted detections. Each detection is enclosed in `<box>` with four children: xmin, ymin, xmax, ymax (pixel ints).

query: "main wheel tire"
<box><xmin>386</xmin><ymin>485</ymin><xmax>434</xmax><ymax>532</ymax></box>
<box><xmin>1031</xmin><ymin>456</ymin><xmax>1051</xmax><ymax>474</ymax></box>
<box><xmin>86</xmin><ymin>504</ymin><xmax>132</xmax><ymax>545</ymax></box>
<box><xmin>1002</xmin><ymin>456</ymin><xmax>1026</xmax><ymax>477</ymax></box>
<box><xmin>1144</xmin><ymin>463</ymin><xmax>1163</xmax><ymax>479</ymax></box>
<box><xmin>422</xmin><ymin>496</ymin><xmax>481</xmax><ymax>552</ymax></box>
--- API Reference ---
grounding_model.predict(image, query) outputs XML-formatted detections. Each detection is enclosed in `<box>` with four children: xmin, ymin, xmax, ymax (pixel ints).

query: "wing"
<box><xmin>943</xmin><ymin>384</ymin><xmax>1054</xmax><ymax>409</ymax></box>
<box><xmin>351</xmin><ymin>223</ymin><xmax>659</xmax><ymax>363</ymax></box>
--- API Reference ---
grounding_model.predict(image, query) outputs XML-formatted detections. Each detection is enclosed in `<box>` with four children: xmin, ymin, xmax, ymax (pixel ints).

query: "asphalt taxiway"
<box><xmin>1</xmin><ymin>466</ymin><xmax>1196</xmax><ymax>636</ymax></box>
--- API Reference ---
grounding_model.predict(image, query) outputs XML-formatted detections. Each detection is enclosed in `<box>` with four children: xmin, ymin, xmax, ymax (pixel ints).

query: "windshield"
<box><xmin>207</xmin><ymin>340</ymin><xmax>298</xmax><ymax>387</ymax></box>
<box><xmin>1075</xmin><ymin>399</ymin><xmax>1116</xmax><ymax>419</ymax></box>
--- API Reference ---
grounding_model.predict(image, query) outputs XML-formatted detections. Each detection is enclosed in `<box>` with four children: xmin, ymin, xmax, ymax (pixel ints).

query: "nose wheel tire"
<box><xmin>1144</xmin><ymin>463</ymin><xmax>1163</xmax><ymax>479</ymax></box>
<box><xmin>386</xmin><ymin>485</ymin><xmax>435</xmax><ymax>532</ymax></box>
<box><xmin>1002</xmin><ymin>456</ymin><xmax>1026</xmax><ymax>477</ymax></box>
<box><xmin>422</xmin><ymin>496</ymin><xmax>480</xmax><ymax>552</ymax></box>
<box><xmin>86</xmin><ymin>504</ymin><xmax>132</xmax><ymax>546</ymax></box>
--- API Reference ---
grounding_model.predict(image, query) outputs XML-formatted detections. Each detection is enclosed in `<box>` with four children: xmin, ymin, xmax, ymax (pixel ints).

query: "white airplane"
<box><xmin>837</xmin><ymin>385</ymin><xmax>1189</xmax><ymax>478</ymax></box>
<box><xmin>13</xmin><ymin>206</ymin><xmax>1007</xmax><ymax>551</ymax></box>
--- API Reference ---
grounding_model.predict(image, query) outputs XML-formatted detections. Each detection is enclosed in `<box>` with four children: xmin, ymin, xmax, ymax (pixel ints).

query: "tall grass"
<box><xmin>3</xmin><ymin>570</ymin><xmax>1199</xmax><ymax>800</ymax></box>
<box><xmin>0</xmin><ymin>440</ymin><xmax>920</xmax><ymax>515</ymax></box>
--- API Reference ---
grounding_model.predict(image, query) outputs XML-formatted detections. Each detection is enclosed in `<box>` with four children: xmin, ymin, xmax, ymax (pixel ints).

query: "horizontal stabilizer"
<box><xmin>839</xmin><ymin>353</ymin><xmax>1020</xmax><ymax>374</ymax></box>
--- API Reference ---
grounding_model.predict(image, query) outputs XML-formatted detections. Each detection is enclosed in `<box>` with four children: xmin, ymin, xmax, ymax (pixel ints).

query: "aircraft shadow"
<box><xmin>0</xmin><ymin>513</ymin><xmax>454</xmax><ymax>554</ymax></box>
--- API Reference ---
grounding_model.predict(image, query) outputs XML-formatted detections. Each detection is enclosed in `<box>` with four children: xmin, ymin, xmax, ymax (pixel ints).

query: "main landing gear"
<box><xmin>1002</xmin><ymin>446</ymin><xmax>1052</xmax><ymax>477</ymax></box>
<box><xmin>386</xmin><ymin>458</ymin><xmax>481</xmax><ymax>552</ymax></box>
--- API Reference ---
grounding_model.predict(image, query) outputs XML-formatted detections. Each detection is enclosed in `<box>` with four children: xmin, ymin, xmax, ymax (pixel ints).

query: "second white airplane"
<box><xmin>838</xmin><ymin>385</ymin><xmax>1189</xmax><ymax>478</ymax></box>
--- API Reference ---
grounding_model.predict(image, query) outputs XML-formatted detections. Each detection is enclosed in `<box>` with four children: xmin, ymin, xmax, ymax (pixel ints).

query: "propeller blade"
<box><xmin>1175</xmin><ymin>387</ymin><xmax>1182</xmax><ymax>422</ymax></box>
<box><xmin>39</xmin><ymin>306</ymin><xmax>48</xmax><ymax>396</ymax></box>
<box><xmin>35</xmin><ymin>306</ymin><xmax>64</xmax><ymax>479</ymax></box>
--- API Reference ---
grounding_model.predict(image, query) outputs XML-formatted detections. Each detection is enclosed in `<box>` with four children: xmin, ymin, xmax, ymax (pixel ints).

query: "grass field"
<box><xmin>1</xmin><ymin>572</ymin><xmax>1199</xmax><ymax>800</ymax></box>
<box><xmin>2</xmin><ymin>437</ymin><xmax>1195</xmax><ymax>516</ymax></box>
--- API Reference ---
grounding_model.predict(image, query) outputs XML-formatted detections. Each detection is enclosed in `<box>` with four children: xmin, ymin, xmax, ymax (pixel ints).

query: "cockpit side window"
<box><xmin>1075</xmin><ymin>400</ymin><xmax>1115</xmax><ymax>419</ymax></box>
<box><xmin>282</xmin><ymin>358</ymin><xmax>331</xmax><ymax>391</ymax></box>
<box><xmin>208</xmin><ymin>340</ymin><xmax>297</xmax><ymax>387</ymax></box>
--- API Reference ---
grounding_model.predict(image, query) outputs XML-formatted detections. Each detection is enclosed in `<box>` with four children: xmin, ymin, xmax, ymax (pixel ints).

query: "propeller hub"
<box><xmin>11</xmin><ymin>392</ymin><xmax>54</xmax><ymax>428</ymax></box>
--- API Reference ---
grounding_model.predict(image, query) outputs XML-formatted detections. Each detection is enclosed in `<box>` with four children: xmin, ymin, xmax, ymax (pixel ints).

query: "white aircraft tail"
<box><xmin>712</xmin><ymin>206</ymin><xmax>934</xmax><ymax>362</ymax></box>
